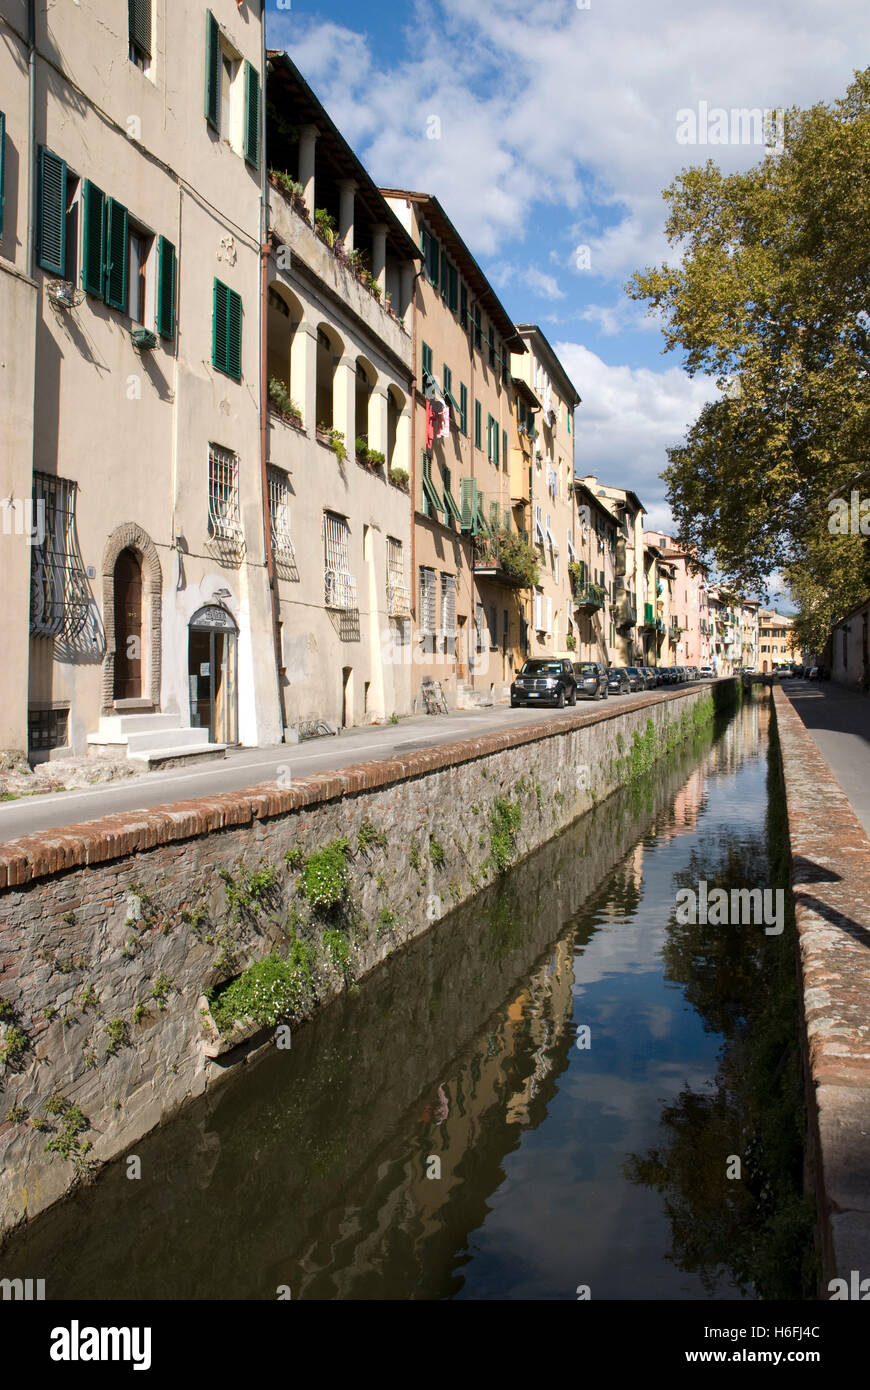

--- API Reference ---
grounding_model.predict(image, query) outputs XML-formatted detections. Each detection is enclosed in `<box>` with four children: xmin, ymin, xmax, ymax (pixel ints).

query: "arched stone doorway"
<box><xmin>113</xmin><ymin>548</ymin><xmax>143</xmax><ymax>699</ymax></box>
<box><xmin>102</xmin><ymin>524</ymin><xmax>162</xmax><ymax>714</ymax></box>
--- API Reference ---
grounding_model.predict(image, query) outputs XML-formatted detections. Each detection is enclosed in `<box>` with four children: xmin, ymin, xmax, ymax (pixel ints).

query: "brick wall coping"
<box><xmin>0</xmin><ymin>687</ymin><xmax>707</xmax><ymax>891</ymax></box>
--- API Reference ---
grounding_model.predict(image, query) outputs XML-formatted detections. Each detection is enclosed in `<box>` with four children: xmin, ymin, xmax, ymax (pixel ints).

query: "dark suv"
<box><xmin>511</xmin><ymin>659</ymin><xmax>577</xmax><ymax>708</ymax></box>
<box><xmin>572</xmin><ymin>661</ymin><xmax>609</xmax><ymax>700</ymax></box>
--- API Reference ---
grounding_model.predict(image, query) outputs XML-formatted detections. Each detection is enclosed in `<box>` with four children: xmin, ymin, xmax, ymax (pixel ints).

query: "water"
<box><xmin>1</xmin><ymin>696</ymin><xmax>813</xmax><ymax>1299</ymax></box>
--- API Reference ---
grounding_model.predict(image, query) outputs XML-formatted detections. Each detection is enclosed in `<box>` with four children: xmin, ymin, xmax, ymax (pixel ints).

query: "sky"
<box><xmin>265</xmin><ymin>0</ymin><xmax>870</xmax><ymax>554</ymax></box>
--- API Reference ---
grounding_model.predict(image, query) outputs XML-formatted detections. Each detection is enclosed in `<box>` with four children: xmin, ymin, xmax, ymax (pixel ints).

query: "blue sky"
<box><xmin>266</xmin><ymin>0</ymin><xmax>870</xmax><ymax>544</ymax></box>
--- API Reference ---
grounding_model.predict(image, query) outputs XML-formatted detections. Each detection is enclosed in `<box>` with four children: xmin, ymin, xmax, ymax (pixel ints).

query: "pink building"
<box><xmin>644</xmin><ymin>532</ymin><xmax>711</xmax><ymax>667</ymax></box>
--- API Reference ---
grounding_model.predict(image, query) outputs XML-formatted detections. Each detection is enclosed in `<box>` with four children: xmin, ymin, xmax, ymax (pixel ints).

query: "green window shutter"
<box><xmin>205</xmin><ymin>10</ymin><xmax>220</xmax><ymax>129</ymax></box>
<box><xmin>443</xmin><ymin>364</ymin><xmax>452</xmax><ymax>402</ymax></box>
<box><xmin>128</xmin><ymin>0</ymin><xmax>152</xmax><ymax>57</ymax></box>
<box><xmin>156</xmin><ymin>235</ymin><xmax>176</xmax><ymax>338</ymax></box>
<box><xmin>421</xmin><ymin>341</ymin><xmax>432</xmax><ymax>377</ymax></box>
<box><xmin>489</xmin><ymin>501</ymin><xmax>500</xmax><ymax>530</ymax></box>
<box><xmin>440</xmin><ymin>251</ymin><xmax>449</xmax><ymax>302</ymax></box>
<box><xmin>502</xmin><ymin>429</ymin><xmax>508</xmax><ymax>471</ymax></box>
<box><xmin>459</xmin><ymin>478</ymin><xmax>478</xmax><ymax>532</ymax></box>
<box><xmin>0</xmin><ymin>112</ymin><xmax>5</xmax><ymax>241</ymax></box>
<box><xmin>474</xmin><ymin>400</ymin><xmax>482</xmax><ymax>449</ymax></box>
<box><xmin>244</xmin><ymin>61</ymin><xmax>261</xmax><ymax>168</ymax></box>
<box><xmin>493</xmin><ymin>422</ymin><xmax>499</xmax><ymax>467</ymax></box>
<box><xmin>449</xmin><ymin>264</ymin><xmax>458</xmax><ymax>313</ymax></box>
<box><xmin>426</xmin><ymin>231</ymin><xmax>439</xmax><ymax>286</ymax></box>
<box><xmin>36</xmin><ymin>147</ymin><xmax>67</xmax><ymax>276</ymax></box>
<box><xmin>104</xmin><ymin>198</ymin><xmax>128</xmax><ymax>311</ymax></box>
<box><xmin>460</xmin><ymin>283</ymin><xmax>468</xmax><ymax>329</ymax></box>
<box><xmin>81</xmin><ymin>180</ymin><xmax>105</xmax><ymax>295</ymax></box>
<box><xmin>421</xmin><ymin>451</ymin><xmax>444</xmax><ymax>518</ymax></box>
<box><xmin>459</xmin><ymin>383</ymin><xmax>468</xmax><ymax>435</ymax></box>
<box><xmin>226</xmin><ymin>287</ymin><xmax>242</xmax><ymax>379</ymax></box>
<box><xmin>213</xmin><ymin>278</ymin><xmax>228</xmax><ymax>371</ymax></box>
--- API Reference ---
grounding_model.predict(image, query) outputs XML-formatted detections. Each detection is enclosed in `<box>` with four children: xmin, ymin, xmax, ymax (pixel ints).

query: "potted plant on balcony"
<box><xmin>268</xmin><ymin>169</ymin><xmax>309</xmax><ymax>222</ymax></box>
<box><xmin>388</xmin><ymin>466</ymin><xmax>409</xmax><ymax>490</ymax></box>
<box><xmin>317</xmin><ymin>424</ymin><xmax>347</xmax><ymax>461</ymax></box>
<box><xmin>314</xmin><ymin>207</ymin><xmax>337</xmax><ymax>248</ymax></box>
<box><xmin>268</xmin><ymin>378</ymin><xmax>303</xmax><ymax>427</ymax></box>
<box><xmin>566</xmin><ymin>632</ymin><xmax>577</xmax><ymax>652</ymax></box>
<box><xmin>355</xmin><ymin>436</ymin><xmax>370</xmax><ymax>465</ymax></box>
<box><xmin>485</xmin><ymin>528</ymin><xmax>540</xmax><ymax>588</ymax></box>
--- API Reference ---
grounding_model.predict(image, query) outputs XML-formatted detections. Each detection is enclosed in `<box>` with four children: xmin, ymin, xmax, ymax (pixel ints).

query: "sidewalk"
<box><xmin>780</xmin><ymin>678</ymin><xmax>870</xmax><ymax>835</ymax></box>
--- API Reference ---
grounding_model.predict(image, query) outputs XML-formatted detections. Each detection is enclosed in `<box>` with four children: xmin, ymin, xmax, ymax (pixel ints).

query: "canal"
<box><xmin>1</xmin><ymin>694</ymin><xmax>815</xmax><ymax>1300</ymax></box>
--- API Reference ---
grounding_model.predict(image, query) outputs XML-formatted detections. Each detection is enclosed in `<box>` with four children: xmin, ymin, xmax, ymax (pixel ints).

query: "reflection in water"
<box><xmin>1</xmin><ymin>697</ymin><xmax>812</xmax><ymax>1300</ymax></box>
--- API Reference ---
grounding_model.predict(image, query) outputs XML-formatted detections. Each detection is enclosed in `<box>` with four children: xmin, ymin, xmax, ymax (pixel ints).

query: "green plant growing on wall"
<box><xmin>388</xmin><ymin>466</ymin><xmax>409</xmax><ymax>488</ymax></box>
<box><xmin>489</xmin><ymin>796</ymin><xmax>523</xmax><ymax>873</ymax></box>
<box><xmin>302</xmin><ymin>838</ymin><xmax>351</xmax><ymax>910</ymax></box>
<box><xmin>268</xmin><ymin>377</ymin><xmax>302</xmax><ymax>423</ymax></box>
<box><xmin>207</xmin><ymin>946</ymin><xmax>313</xmax><ymax>1034</ymax></box>
<box><xmin>429</xmin><ymin>836</ymin><xmax>446</xmax><ymax>867</ymax></box>
<box><xmin>43</xmin><ymin>1098</ymin><xmax>92</xmax><ymax>1176</ymax></box>
<box><xmin>314</xmin><ymin>206</ymin><xmax>337</xmax><ymax>245</ymax></box>
<box><xmin>5</xmin><ymin>1102</ymin><xmax>28</xmax><ymax>1125</ymax></box>
<box><xmin>323</xmin><ymin>927</ymin><xmax>351</xmax><ymax>974</ymax></box>
<box><xmin>41</xmin><ymin>1006</ymin><xmax>57</xmax><ymax>1022</ymax></box>
<box><xmin>409</xmin><ymin>836</ymin><xmax>422</xmax><ymax>872</ymax></box>
<box><xmin>389</xmin><ymin>712</ymin><xmax>399</xmax><ymax>724</ymax></box>
<box><xmin>0</xmin><ymin>1026</ymin><xmax>28</xmax><ymax>1066</ymax></box>
<box><xmin>132</xmin><ymin>1002</ymin><xmax>149</xmax><ymax>1025</ymax></box>
<box><xmin>376</xmin><ymin>906</ymin><xmax>396</xmax><ymax>935</ymax></box>
<box><xmin>0</xmin><ymin>997</ymin><xmax>14</xmax><ymax>1022</ymax></box>
<box><xmin>150</xmin><ymin>974</ymin><xmax>173</xmax><ymax>1011</ymax></box>
<box><xmin>358</xmin><ymin>818</ymin><xmax>387</xmax><ymax>853</ymax></box>
<box><xmin>220</xmin><ymin>861</ymin><xmax>280</xmax><ymax>923</ymax></box>
<box><xmin>104</xmin><ymin>1018</ymin><xmax>130</xmax><ymax>1056</ymax></box>
<box><xmin>78</xmin><ymin>984</ymin><xmax>99</xmax><ymax>1012</ymax></box>
<box><xmin>284</xmin><ymin>846</ymin><xmax>305</xmax><ymax>871</ymax></box>
<box><xmin>61</xmin><ymin>910</ymin><xmax>76</xmax><ymax>926</ymax></box>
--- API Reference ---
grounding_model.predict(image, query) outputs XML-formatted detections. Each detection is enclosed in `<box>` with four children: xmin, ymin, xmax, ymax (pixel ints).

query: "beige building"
<box><xmin>578</xmin><ymin>479</ymin><xmax>645</xmax><ymax>666</ymax></box>
<box><xmin>571</xmin><ymin>481</ymin><xmax>618</xmax><ymax>665</ymax></box>
<box><xmin>381</xmin><ymin>189</ymin><xmax>530</xmax><ymax>705</ymax></box>
<box><xmin>511</xmin><ymin>326</ymin><xmax>581</xmax><ymax>662</ymax></box>
<box><xmin>1</xmin><ymin>0</ymin><xmax>282</xmax><ymax>763</ymax></box>
<box><xmin>264</xmin><ymin>55</ymin><xmax>418</xmax><ymax>728</ymax></box>
<box><xmin>758</xmin><ymin>608</ymin><xmax>799</xmax><ymax>671</ymax></box>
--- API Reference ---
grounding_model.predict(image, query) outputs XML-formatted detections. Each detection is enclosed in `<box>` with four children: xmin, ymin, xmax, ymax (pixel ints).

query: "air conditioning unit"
<box><xmin>132</xmin><ymin>328</ymin><xmax>157</xmax><ymax>350</ymax></box>
<box><xmin>45</xmin><ymin>279</ymin><xmax>84</xmax><ymax>310</ymax></box>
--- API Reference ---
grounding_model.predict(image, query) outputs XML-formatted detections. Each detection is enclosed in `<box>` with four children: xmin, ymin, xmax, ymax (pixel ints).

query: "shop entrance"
<box><xmin>188</xmin><ymin>606</ymin><xmax>238</xmax><ymax>744</ymax></box>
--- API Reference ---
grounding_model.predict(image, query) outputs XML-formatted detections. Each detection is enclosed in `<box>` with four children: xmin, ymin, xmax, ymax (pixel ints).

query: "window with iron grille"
<box><xmin>208</xmin><ymin>445</ymin><xmax>245</xmax><ymax>548</ymax></box>
<box><xmin>28</xmin><ymin>706</ymin><xmax>69</xmax><ymax>752</ymax></box>
<box><xmin>387</xmin><ymin>536</ymin><xmax>410</xmax><ymax>616</ymax></box>
<box><xmin>441</xmin><ymin>573</ymin><xmax>456</xmax><ymax>655</ymax></box>
<box><xmin>323</xmin><ymin>512</ymin><xmax>357</xmax><ymax>610</ymax></box>
<box><xmin>420</xmin><ymin>566</ymin><xmax>436</xmax><ymax>654</ymax></box>
<box><xmin>30</xmin><ymin>472</ymin><xmax>91</xmax><ymax>639</ymax></box>
<box><xmin>267</xmin><ymin>465</ymin><xmax>294</xmax><ymax>561</ymax></box>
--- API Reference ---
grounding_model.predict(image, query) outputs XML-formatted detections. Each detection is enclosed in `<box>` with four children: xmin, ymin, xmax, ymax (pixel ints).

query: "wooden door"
<box><xmin>113</xmin><ymin>548</ymin><xmax>142</xmax><ymax>700</ymax></box>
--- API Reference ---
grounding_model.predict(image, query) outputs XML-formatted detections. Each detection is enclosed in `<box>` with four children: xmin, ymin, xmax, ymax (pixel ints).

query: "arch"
<box><xmin>267</xmin><ymin>282</ymin><xmax>305</xmax><ymax>409</ymax></box>
<box><xmin>387</xmin><ymin>384</ymin><xmax>406</xmax><ymax>469</ymax></box>
<box><xmin>316</xmin><ymin>322</ymin><xmax>344</xmax><ymax>430</ymax></box>
<box><xmin>101</xmin><ymin>523</ymin><xmax>162</xmax><ymax>713</ymax></box>
<box><xmin>355</xmin><ymin>354</ymin><xmax>377</xmax><ymax>446</ymax></box>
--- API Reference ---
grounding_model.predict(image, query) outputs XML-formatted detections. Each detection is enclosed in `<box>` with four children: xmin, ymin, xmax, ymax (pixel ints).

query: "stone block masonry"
<box><xmin>0</xmin><ymin>684</ymin><xmax>726</xmax><ymax>1239</ymax></box>
<box><xmin>772</xmin><ymin>686</ymin><xmax>870</xmax><ymax>1292</ymax></box>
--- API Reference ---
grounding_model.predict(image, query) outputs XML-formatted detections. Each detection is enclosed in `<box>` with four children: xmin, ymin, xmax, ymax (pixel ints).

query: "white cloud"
<box><xmin>522</xmin><ymin>267</ymin><xmax>565</xmax><ymax>300</ymax></box>
<box><xmin>556</xmin><ymin>342</ymin><xmax>719</xmax><ymax>526</ymax></box>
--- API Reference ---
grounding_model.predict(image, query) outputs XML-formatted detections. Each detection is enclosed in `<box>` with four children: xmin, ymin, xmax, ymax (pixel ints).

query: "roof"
<box><xmin>379</xmin><ymin>189</ymin><xmax>526</xmax><ymax>351</ymax></box>
<box><xmin>266</xmin><ymin>52</ymin><xmax>421</xmax><ymax>266</ymax></box>
<box><xmin>515</xmin><ymin>324</ymin><xmax>581</xmax><ymax>406</ymax></box>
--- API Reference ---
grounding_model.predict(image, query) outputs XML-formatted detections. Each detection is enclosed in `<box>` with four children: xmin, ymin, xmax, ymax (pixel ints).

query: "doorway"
<box><xmin>113</xmin><ymin>548</ymin><xmax>142</xmax><ymax>700</ymax></box>
<box><xmin>188</xmin><ymin>606</ymin><xmax>238</xmax><ymax>744</ymax></box>
<box><xmin>342</xmin><ymin>666</ymin><xmax>353</xmax><ymax>728</ymax></box>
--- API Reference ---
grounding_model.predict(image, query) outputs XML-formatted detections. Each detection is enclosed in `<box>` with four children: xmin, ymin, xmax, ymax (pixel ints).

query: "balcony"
<box><xmin>572</xmin><ymin>580</ymin><xmax>606</xmax><ymax>613</ymax></box>
<box><xmin>473</xmin><ymin>531</ymin><xmax>534</xmax><ymax>588</ymax></box>
<box><xmin>386</xmin><ymin>580</ymin><xmax>411</xmax><ymax>617</ymax></box>
<box><xmin>615</xmin><ymin>595</ymin><xmax>637</xmax><ymax>629</ymax></box>
<box><xmin>324</xmin><ymin>568</ymin><xmax>358</xmax><ymax>611</ymax></box>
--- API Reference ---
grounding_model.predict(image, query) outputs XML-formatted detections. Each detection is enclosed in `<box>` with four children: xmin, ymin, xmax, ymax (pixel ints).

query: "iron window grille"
<box><xmin>323</xmin><ymin>512</ymin><xmax>357</xmax><ymax>610</ymax></box>
<box><xmin>30</xmin><ymin>472</ymin><xmax>91</xmax><ymax>640</ymax></box>
<box><xmin>387</xmin><ymin>537</ymin><xmax>410</xmax><ymax>616</ymax></box>
<box><xmin>267</xmin><ymin>465</ymin><xmax>295</xmax><ymax>562</ymax></box>
<box><xmin>207</xmin><ymin>445</ymin><xmax>246</xmax><ymax>552</ymax></box>
<box><xmin>441</xmin><ymin>573</ymin><xmax>456</xmax><ymax>655</ymax></box>
<box><xmin>420</xmin><ymin>567</ymin><xmax>437</xmax><ymax>653</ymax></box>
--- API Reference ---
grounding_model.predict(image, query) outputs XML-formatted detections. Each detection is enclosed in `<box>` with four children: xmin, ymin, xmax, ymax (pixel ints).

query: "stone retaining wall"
<box><xmin>772</xmin><ymin>685</ymin><xmax>870</xmax><ymax>1290</ymax></box>
<box><xmin>0</xmin><ymin>684</ymin><xmax>724</xmax><ymax>1239</ymax></box>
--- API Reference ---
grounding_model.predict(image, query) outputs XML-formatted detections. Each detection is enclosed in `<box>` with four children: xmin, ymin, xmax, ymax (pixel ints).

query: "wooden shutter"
<box><xmin>214</xmin><ymin>279</ymin><xmax>242</xmax><ymax>378</ymax></box>
<box><xmin>226</xmin><ymin>289</ymin><xmax>242</xmax><ymax>377</ymax></box>
<box><xmin>37</xmin><ymin>147</ymin><xmax>67</xmax><ymax>276</ymax></box>
<box><xmin>205</xmin><ymin>10</ymin><xmax>220</xmax><ymax>129</ymax></box>
<box><xmin>156</xmin><ymin>235</ymin><xmax>176</xmax><ymax>338</ymax></box>
<box><xmin>0</xmin><ymin>112</ymin><xmax>5</xmax><ymax>240</ymax></box>
<box><xmin>213</xmin><ymin>278</ymin><xmax>228</xmax><ymax>371</ymax></box>
<box><xmin>128</xmin><ymin>0</ymin><xmax>152</xmax><ymax>57</ymax></box>
<box><xmin>81</xmin><ymin>180</ymin><xmax>106</xmax><ymax>296</ymax></box>
<box><xmin>459</xmin><ymin>478</ymin><xmax>477</xmax><ymax>532</ymax></box>
<box><xmin>244</xmin><ymin>61</ymin><xmax>261</xmax><ymax>168</ymax></box>
<box><xmin>104</xmin><ymin>198</ymin><xmax>128</xmax><ymax>310</ymax></box>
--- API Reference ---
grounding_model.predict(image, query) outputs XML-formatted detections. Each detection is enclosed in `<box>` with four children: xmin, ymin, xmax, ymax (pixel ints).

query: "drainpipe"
<box><xmin>26</xmin><ymin>0</ymin><xmax>36</xmax><ymax>278</ymax></box>
<box><xmin>258</xmin><ymin>25</ymin><xmax>286</xmax><ymax>740</ymax></box>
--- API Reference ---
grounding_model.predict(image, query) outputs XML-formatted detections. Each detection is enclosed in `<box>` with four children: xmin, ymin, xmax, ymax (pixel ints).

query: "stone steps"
<box><xmin>87</xmin><ymin>711</ymin><xmax>227</xmax><ymax>770</ymax></box>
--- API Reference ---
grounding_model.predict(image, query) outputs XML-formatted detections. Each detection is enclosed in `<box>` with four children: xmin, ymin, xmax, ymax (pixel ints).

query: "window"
<box><xmin>472</xmin><ymin>302</ymin><xmax>482</xmax><ymax>350</ymax></box>
<box><xmin>28</xmin><ymin>707</ymin><xmax>69</xmax><ymax>752</ymax></box>
<box><xmin>502</xmin><ymin>429</ymin><xmax>508</xmax><ymax>473</ymax></box>
<box><xmin>267</xmin><ymin>466</ymin><xmax>294</xmax><ymax>562</ymax></box>
<box><xmin>387</xmin><ymin>537</ymin><xmax>410</xmax><ymax>616</ymax></box>
<box><xmin>487</xmin><ymin>415</ymin><xmax>499</xmax><ymax>467</ymax></box>
<box><xmin>208</xmin><ymin>445</ymin><xmax>244</xmax><ymax>547</ymax></box>
<box><xmin>64</xmin><ymin>174</ymin><xmax>80</xmax><ymax>285</ymax></box>
<box><xmin>128</xmin><ymin>0</ymin><xmax>151</xmax><ymax>71</ymax></box>
<box><xmin>213</xmin><ymin>278</ymin><xmax>242</xmax><ymax>378</ymax></box>
<box><xmin>420</xmin><ymin>567</ymin><xmax>437</xmax><ymax>654</ymax></box>
<box><xmin>421</xmin><ymin>451</ymin><xmax>444</xmax><ymax>520</ymax></box>
<box><xmin>460</xmin><ymin>283</ymin><xmax>468</xmax><ymax>330</ymax></box>
<box><xmin>489</xmin><ymin>329</ymin><xmax>496</xmax><ymax>371</ymax></box>
<box><xmin>220</xmin><ymin>51</ymin><xmax>238</xmax><ymax>144</ymax></box>
<box><xmin>127</xmin><ymin>226</ymin><xmax>151</xmax><ymax>325</ymax></box>
<box><xmin>459</xmin><ymin>383</ymin><xmax>468</xmax><ymax>436</ymax></box>
<box><xmin>324</xmin><ymin>512</ymin><xmax>357</xmax><ymax>610</ymax></box>
<box><xmin>36</xmin><ymin>147</ymin><xmax>67</xmax><ymax>276</ymax></box>
<box><xmin>0</xmin><ymin>111</ymin><xmax>5</xmax><ymax>241</ymax></box>
<box><xmin>422</xmin><ymin>341</ymin><xmax>433</xmax><ymax>378</ymax></box>
<box><xmin>474</xmin><ymin>400</ymin><xmax>482</xmax><ymax>449</ymax></box>
<box><xmin>441</xmin><ymin>573</ymin><xmax>456</xmax><ymax>655</ymax></box>
<box><xmin>421</xmin><ymin>224</ymin><xmax>439</xmax><ymax>286</ymax></box>
<box><xmin>443</xmin><ymin>363</ymin><xmax>453</xmax><ymax>406</ymax></box>
<box><xmin>440</xmin><ymin>249</ymin><xmax>449</xmax><ymax>303</ymax></box>
<box><xmin>30</xmin><ymin>473</ymin><xmax>90</xmax><ymax>639</ymax></box>
<box><xmin>489</xmin><ymin>604</ymin><xmax>498</xmax><ymax>651</ymax></box>
<box><xmin>243</xmin><ymin>61</ymin><xmax>261</xmax><ymax>168</ymax></box>
<box><xmin>156</xmin><ymin>235</ymin><xmax>177</xmax><ymax>339</ymax></box>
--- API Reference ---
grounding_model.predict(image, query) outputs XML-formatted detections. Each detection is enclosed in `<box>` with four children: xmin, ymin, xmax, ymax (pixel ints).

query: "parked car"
<box><xmin>664</xmin><ymin>667</ymin><xmax>678</xmax><ymax>684</ymax></box>
<box><xmin>511</xmin><ymin>659</ymin><xmax>577</xmax><ymax>708</ymax></box>
<box><xmin>572</xmin><ymin>661</ymin><xmax>609</xmax><ymax>700</ymax></box>
<box><xmin>698</xmin><ymin>665</ymin><xmax>714</xmax><ymax>679</ymax></box>
<box><xmin>649</xmin><ymin>667</ymin><xmax>664</xmax><ymax>688</ymax></box>
<box><xmin>607</xmin><ymin>666</ymin><xmax>632</xmax><ymax>695</ymax></box>
<box><xmin>623</xmin><ymin>666</ymin><xmax>644</xmax><ymax>692</ymax></box>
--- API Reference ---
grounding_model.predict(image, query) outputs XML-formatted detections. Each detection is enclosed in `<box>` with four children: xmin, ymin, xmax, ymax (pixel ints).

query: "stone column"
<box><xmin>298</xmin><ymin>125</ymin><xmax>319</xmax><ymax>220</ymax></box>
<box><xmin>368</xmin><ymin>387</ymin><xmax>389</xmax><ymax>456</ymax></box>
<box><xmin>333</xmin><ymin>355</ymin><xmax>357</xmax><ymax>446</ymax></box>
<box><xmin>292</xmin><ymin>321</ymin><xmax>318</xmax><ymax>437</ymax></box>
<box><xmin>372</xmin><ymin>223</ymin><xmax>388</xmax><ymax>297</ymax></box>
<box><xmin>400</xmin><ymin>259</ymin><xmax>416</xmax><ymax>328</ymax></box>
<box><xmin>337</xmin><ymin>179</ymin><xmax>357</xmax><ymax>252</ymax></box>
<box><xmin>394</xmin><ymin>403</ymin><xmax>411</xmax><ymax>473</ymax></box>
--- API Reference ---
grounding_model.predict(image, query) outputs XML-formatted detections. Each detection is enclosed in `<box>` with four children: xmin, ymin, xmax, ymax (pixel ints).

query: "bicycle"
<box><xmin>421</xmin><ymin>679</ymin><xmax>449</xmax><ymax>715</ymax></box>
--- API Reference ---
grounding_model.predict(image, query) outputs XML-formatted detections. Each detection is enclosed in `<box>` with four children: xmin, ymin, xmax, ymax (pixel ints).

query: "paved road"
<box><xmin>0</xmin><ymin>683</ymin><xmax>713</xmax><ymax>844</ymax></box>
<box><xmin>780</xmin><ymin>677</ymin><xmax>870</xmax><ymax>836</ymax></box>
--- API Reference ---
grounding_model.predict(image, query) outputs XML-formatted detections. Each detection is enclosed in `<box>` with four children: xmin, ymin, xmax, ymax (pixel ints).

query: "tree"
<box><xmin>627</xmin><ymin>69</ymin><xmax>870</xmax><ymax>608</ymax></box>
